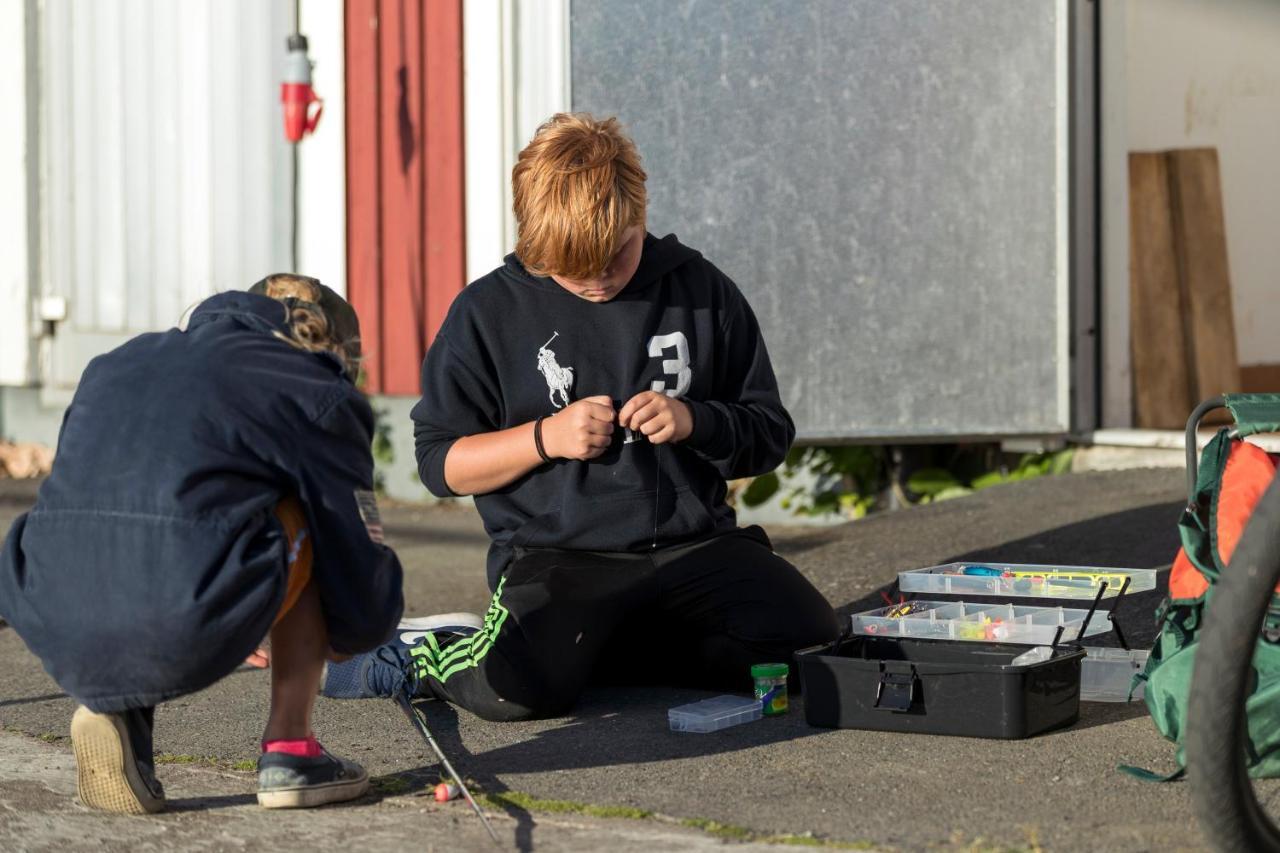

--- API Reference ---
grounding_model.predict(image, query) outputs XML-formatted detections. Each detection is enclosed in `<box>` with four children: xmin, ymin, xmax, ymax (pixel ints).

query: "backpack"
<box><xmin>1126</xmin><ymin>394</ymin><xmax>1280</xmax><ymax>782</ymax></box>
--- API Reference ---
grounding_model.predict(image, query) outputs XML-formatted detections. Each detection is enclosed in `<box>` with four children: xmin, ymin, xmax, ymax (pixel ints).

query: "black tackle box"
<box><xmin>794</xmin><ymin>561</ymin><xmax>1143</xmax><ymax>739</ymax></box>
<box><xmin>796</xmin><ymin>635</ymin><xmax>1087</xmax><ymax>739</ymax></box>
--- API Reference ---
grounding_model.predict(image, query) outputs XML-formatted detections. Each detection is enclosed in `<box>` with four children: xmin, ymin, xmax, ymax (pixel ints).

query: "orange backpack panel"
<box><xmin>1169</xmin><ymin>440</ymin><xmax>1278</xmax><ymax>600</ymax></box>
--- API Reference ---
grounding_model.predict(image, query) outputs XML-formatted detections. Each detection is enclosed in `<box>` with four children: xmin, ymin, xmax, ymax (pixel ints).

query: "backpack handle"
<box><xmin>1185</xmin><ymin>397</ymin><xmax>1227</xmax><ymax>508</ymax></box>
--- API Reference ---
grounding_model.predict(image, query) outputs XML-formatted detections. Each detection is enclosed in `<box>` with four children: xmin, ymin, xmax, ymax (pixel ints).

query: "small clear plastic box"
<box><xmin>850</xmin><ymin>600</ymin><xmax>1112</xmax><ymax>645</ymax></box>
<box><xmin>668</xmin><ymin>695</ymin><xmax>762</xmax><ymax>733</ymax></box>
<box><xmin>897</xmin><ymin>562</ymin><xmax>1157</xmax><ymax>600</ymax></box>
<box><xmin>1080</xmin><ymin>647</ymin><xmax>1150</xmax><ymax>702</ymax></box>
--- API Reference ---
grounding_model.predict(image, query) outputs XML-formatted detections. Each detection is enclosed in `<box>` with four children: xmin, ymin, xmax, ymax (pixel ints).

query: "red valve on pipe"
<box><xmin>282</xmin><ymin>33</ymin><xmax>322</xmax><ymax>143</ymax></box>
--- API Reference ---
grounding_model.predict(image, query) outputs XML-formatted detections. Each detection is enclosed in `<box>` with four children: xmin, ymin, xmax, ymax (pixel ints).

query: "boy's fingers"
<box><xmin>650</xmin><ymin>423</ymin><xmax>675</xmax><ymax>444</ymax></box>
<box><xmin>640</xmin><ymin>415</ymin><xmax>669</xmax><ymax>436</ymax></box>
<box><xmin>584</xmin><ymin>400</ymin><xmax>617</xmax><ymax>421</ymax></box>
<box><xmin>617</xmin><ymin>395</ymin><xmax>643</xmax><ymax>424</ymax></box>
<box><xmin>585</xmin><ymin>419</ymin><xmax>614</xmax><ymax>435</ymax></box>
<box><xmin>619</xmin><ymin>391</ymin><xmax>660</xmax><ymax>424</ymax></box>
<box><xmin>631</xmin><ymin>400</ymin><xmax>665</xmax><ymax>430</ymax></box>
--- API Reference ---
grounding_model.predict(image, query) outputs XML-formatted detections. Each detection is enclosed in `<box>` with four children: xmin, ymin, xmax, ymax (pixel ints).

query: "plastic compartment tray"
<box><xmin>668</xmin><ymin>695</ymin><xmax>762</xmax><ymax>733</ymax></box>
<box><xmin>850</xmin><ymin>600</ymin><xmax>1112</xmax><ymax>645</ymax></box>
<box><xmin>897</xmin><ymin>562</ymin><xmax>1157</xmax><ymax>599</ymax></box>
<box><xmin>1080</xmin><ymin>647</ymin><xmax>1150</xmax><ymax>702</ymax></box>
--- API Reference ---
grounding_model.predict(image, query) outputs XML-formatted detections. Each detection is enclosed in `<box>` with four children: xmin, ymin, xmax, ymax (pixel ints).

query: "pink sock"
<box><xmin>261</xmin><ymin>735</ymin><xmax>323</xmax><ymax>758</ymax></box>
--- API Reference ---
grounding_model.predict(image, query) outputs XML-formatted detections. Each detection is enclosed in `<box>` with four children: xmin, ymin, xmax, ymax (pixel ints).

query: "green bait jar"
<box><xmin>751</xmin><ymin>663</ymin><xmax>789</xmax><ymax>715</ymax></box>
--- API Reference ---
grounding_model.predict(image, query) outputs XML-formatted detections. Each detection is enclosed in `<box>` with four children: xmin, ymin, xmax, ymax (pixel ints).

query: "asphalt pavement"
<box><xmin>0</xmin><ymin>468</ymin><xmax>1258</xmax><ymax>852</ymax></box>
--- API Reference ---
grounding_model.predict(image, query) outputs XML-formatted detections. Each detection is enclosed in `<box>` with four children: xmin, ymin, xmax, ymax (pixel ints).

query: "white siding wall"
<box><xmin>0</xmin><ymin>0</ymin><xmax>35</xmax><ymax>388</ymax></box>
<box><xmin>40</xmin><ymin>0</ymin><xmax>293</xmax><ymax>388</ymax></box>
<box><xmin>1125</xmin><ymin>0</ymin><xmax>1280</xmax><ymax>368</ymax></box>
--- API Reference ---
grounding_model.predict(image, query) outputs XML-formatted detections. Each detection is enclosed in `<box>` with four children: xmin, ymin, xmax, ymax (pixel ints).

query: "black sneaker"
<box><xmin>70</xmin><ymin>705</ymin><xmax>165</xmax><ymax>814</ymax></box>
<box><xmin>257</xmin><ymin>746</ymin><xmax>369</xmax><ymax>808</ymax></box>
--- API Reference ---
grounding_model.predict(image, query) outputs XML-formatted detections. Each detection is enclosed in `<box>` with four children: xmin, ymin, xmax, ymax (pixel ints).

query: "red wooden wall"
<box><xmin>345</xmin><ymin>0</ymin><xmax>465</xmax><ymax>395</ymax></box>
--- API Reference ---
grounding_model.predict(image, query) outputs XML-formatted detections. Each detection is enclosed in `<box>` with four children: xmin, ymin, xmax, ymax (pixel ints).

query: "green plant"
<box><xmin>740</xmin><ymin>445</ymin><xmax>1075</xmax><ymax>519</ymax></box>
<box><xmin>371</xmin><ymin>405</ymin><xmax>395</xmax><ymax>494</ymax></box>
<box><xmin>741</xmin><ymin>446</ymin><xmax>889</xmax><ymax>520</ymax></box>
<box><xmin>906</xmin><ymin>449</ymin><xmax>1074</xmax><ymax>504</ymax></box>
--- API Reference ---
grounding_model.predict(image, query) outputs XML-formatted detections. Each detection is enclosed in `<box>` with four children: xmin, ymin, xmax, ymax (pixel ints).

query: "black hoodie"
<box><xmin>411</xmin><ymin>233</ymin><xmax>795</xmax><ymax>587</ymax></box>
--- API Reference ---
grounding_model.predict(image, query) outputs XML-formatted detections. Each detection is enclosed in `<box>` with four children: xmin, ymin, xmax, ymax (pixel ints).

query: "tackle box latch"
<box><xmin>874</xmin><ymin>663</ymin><xmax>917</xmax><ymax>712</ymax></box>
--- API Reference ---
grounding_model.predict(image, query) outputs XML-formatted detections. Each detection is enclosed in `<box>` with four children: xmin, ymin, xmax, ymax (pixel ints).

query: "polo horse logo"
<box><xmin>536</xmin><ymin>332</ymin><xmax>574</xmax><ymax>409</ymax></box>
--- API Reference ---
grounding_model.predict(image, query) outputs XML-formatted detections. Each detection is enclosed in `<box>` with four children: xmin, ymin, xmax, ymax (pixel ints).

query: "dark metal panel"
<box><xmin>572</xmin><ymin>0</ymin><xmax>1073</xmax><ymax>440</ymax></box>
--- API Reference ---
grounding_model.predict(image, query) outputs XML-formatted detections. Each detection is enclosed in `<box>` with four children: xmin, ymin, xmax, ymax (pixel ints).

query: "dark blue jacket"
<box><xmin>0</xmin><ymin>292</ymin><xmax>404</xmax><ymax>712</ymax></box>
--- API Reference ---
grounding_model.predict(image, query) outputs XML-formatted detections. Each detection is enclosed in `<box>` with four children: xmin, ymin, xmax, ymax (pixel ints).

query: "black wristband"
<box><xmin>533</xmin><ymin>414</ymin><xmax>552</xmax><ymax>463</ymax></box>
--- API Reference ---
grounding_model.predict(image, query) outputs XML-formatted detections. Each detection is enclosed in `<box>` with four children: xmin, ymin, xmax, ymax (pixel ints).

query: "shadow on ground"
<box><xmin>377</xmin><ymin>688</ymin><xmax>823</xmax><ymax>852</ymax></box>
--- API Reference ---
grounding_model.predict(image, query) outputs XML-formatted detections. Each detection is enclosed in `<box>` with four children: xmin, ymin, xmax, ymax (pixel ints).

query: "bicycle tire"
<box><xmin>1187</xmin><ymin>477</ymin><xmax>1280</xmax><ymax>852</ymax></box>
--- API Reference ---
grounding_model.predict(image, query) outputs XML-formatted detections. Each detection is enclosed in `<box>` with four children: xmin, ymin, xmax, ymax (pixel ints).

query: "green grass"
<box><xmin>370</xmin><ymin>775</ymin><xmax>413</xmax><ymax>795</ymax></box>
<box><xmin>479</xmin><ymin>789</ymin><xmax>653</xmax><ymax>821</ymax></box>
<box><xmin>465</xmin><ymin>787</ymin><xmax>876</xmax><ymax>849</ymax></box>
<box><xmin>944</xmin><ymin>829</ymin><xmax>1045</xmax><ymax>853</ymax></box>
<box><xmin>153</xmin><ymin>753</ymin><xmax>257</xmax><ymax>773</ymax></box>
<box><xmin>680</xmin><ymin>818</ymin><xmax>877</xmax><ymax>849</ymax></box>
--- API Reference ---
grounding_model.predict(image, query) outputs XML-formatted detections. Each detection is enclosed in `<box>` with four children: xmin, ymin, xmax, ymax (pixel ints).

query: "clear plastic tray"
<box><xmin>897</xmin><ymin>562</ymin><xmax>1157</xmax><ymax>600</ymax></box>
<box><xmin>850</xmin><ymin>600</ymin><xmax>1112</xmax><ymax>645</ymax></box>
<box><xmin>1080</xmin><ymin>647</ymin><xmax>1150</xmax><ymax>702</ymax></box>
<box><xmin>668</xmin><ymin>695</ymin><xmax>762</xmax><ymax>733</ymax></box>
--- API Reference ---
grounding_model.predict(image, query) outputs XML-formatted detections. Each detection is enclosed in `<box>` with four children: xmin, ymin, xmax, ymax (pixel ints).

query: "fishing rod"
<box><xmin>394</xmin><ymin>689</ymin><xmax>502</xmax><ymax>847</ymax></box>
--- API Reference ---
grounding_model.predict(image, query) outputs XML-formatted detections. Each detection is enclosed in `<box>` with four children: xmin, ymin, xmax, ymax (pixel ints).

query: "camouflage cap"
<box><xmin>248</xmin><ymin>275</ymin><xmax>362</xmax><ymax>379</ymax></box>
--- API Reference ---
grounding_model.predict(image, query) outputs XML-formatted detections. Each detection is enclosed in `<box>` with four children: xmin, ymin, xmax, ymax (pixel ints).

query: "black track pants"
<box><xmin>408</xmin><ymin>526</ymin><xmax>841</xmax><ymax>721</ymax></box>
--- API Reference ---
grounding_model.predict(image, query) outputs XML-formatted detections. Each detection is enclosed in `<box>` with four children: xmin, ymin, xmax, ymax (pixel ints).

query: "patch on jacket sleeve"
<box><xmin>354</xmin><ymin>490</ymin><xmax>385</xmax><ymax>544</ymax></box>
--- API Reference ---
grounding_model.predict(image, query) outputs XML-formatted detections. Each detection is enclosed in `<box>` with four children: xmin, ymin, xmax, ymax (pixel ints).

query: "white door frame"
<box><xmin>463</xmin><ymin>0</ymin><xmax>570</xmax><ymax>284</ymax></box>
<box><xmin>296</xmin><ymin>0</ymin><xmax>347</xmax><ymax>296</ymax></box>
<box><xmin>1098</xmin><ymin>1</ymin><xmax>1130</xmax><ymax>428</ymax></box>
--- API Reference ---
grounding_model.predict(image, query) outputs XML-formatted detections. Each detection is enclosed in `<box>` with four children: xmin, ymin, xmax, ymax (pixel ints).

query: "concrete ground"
<box><xmin>0</xmin><ymin>469</ymin><xmax>1259</xmax><ymax>852</ymax></box>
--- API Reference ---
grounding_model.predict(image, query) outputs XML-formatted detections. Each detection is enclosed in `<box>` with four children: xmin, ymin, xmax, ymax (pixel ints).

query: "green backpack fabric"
<box><xmin>1126</xmin><ymin>394</ymin><xmax>1280</xmax><ymax>781</ymax></box>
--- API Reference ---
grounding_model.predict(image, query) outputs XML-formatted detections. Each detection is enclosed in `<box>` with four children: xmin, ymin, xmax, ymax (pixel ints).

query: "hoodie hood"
<box><xmin>501</xmin><ymin>232</ymin><xmax>702</xmax><ymax>299</ymax></box>
<box><xmin>187</xmin><ymin>291</ymin><xmax>353</xmax><ymax>381</ymax></box>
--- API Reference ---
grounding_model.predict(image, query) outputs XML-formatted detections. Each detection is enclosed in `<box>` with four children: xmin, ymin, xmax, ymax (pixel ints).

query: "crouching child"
<box><xmin>0</xmin><ymin>276</ymin><xmax>404</xmax><ymax>813</ymax></box>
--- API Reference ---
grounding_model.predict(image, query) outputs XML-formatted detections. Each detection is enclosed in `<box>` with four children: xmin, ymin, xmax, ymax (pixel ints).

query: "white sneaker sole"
<box><xmin>397</xmin><ymin>612</ymin><xmax>483</xmax><ymax>631</ymax></box>
<box><xmin>70</xmin><ymin>706</ymin><xmax>164</xmax><ymax>815</ymax></box>
<box><xmin>257</xmin><ymin>771</ymin><xmax>370</xmax><ymax>809</ymax></box>
<box><xmin>397</xmin><ymin>612</ymin><xmax>483</xmax><ymax>645</ymax></box>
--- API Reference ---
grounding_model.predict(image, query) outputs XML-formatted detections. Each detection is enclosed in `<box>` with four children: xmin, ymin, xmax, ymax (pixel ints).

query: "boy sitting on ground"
<box><xmin>324</xmin><ymin>113</ymin><xmax>839</xmax><ymax>719</ymax></box>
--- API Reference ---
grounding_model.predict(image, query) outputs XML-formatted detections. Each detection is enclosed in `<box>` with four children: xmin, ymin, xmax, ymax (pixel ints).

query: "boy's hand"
<box><xmin>619</xmin><ymin>391</ymin><xmax>693</xmax><ymax>444</ymax></box>
<box><xmin>245</xmin><ymin>647</ymin><xmax>270</xmax><ymax>668</ymax></box>
<box><xmin>543</xmin><ymin>396</ymin><xmax>615</xmax><ymax>460</ymax></box>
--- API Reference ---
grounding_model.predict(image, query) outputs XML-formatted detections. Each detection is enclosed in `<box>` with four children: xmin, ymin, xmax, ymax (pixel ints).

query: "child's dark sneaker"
<box><xmin>70</xmin><ymin>705</ymin><xmax>165</xmax><ymax>814</ymax></box>
<box><xmin>322</xmin><ymin>612</ymin><xmax>481</xmax><ymax>700</ymax></box>
<box><xmin>257</xmin><ymin>745</ymin><xmax>369</xmax><ymax>808</ymax></box>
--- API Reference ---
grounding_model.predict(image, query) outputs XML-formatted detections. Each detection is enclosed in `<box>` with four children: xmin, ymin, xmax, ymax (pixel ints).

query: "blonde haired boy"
<box><xmin>324</xmin><ymin>114</ymin><xmax>839</xmax><ymax>718</ymax></box>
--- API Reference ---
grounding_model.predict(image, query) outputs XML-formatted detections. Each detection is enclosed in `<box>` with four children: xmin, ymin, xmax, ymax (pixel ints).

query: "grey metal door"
<box><xmin>572</xmin><ymin>0</ymin><xmax>1087</xmax><ymax>440</ymax></box>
